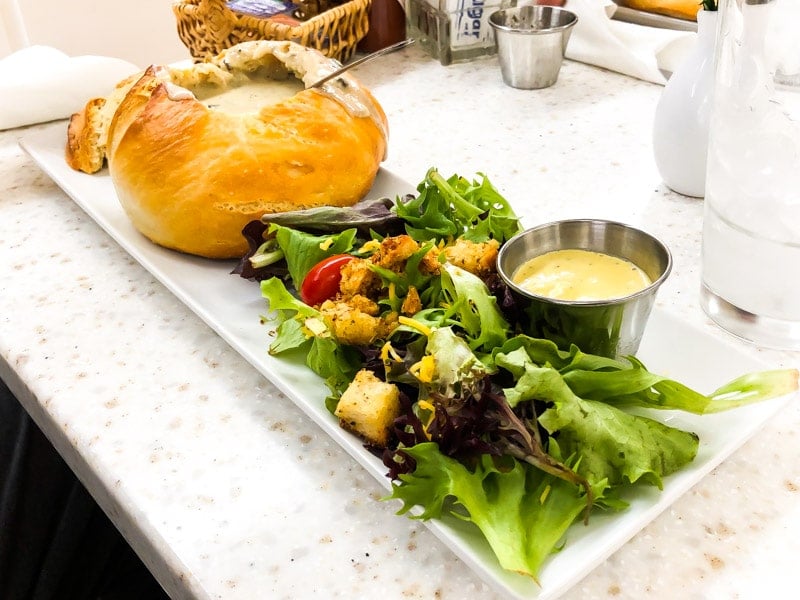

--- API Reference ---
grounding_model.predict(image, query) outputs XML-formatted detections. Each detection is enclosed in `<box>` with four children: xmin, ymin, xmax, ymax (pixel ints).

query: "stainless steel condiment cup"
<box><xmin>496</xmin><ymin>219</ymin><xmax>673</xmax><ymax>359</ymax></box>
<box><xmin>488</xmin><ymin>5</ymin><xmax>578</xmax><ymax>90</ymax></box>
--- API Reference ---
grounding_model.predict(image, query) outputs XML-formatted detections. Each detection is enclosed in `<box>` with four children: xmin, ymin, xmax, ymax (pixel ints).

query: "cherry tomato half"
<box><xmin>300</xmin><ymin>254</ymin><xmax>356</xmax><ymax>306</ymax></box>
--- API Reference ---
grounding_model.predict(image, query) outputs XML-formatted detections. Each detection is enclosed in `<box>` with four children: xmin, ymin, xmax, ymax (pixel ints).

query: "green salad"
<box><xmin>234</xmin><ymin>168</ymin><xmax>798</xmax><ymax>581</ymax></box>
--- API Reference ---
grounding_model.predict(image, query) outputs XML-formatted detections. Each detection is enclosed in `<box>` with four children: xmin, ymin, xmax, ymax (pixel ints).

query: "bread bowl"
<box><xmin>65</xmin><ymin>41</ymin><xmax>389</xmax><ymax>259</ymax></box>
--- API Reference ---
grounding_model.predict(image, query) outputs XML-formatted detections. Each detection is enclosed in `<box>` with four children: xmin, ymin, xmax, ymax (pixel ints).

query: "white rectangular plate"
<box><xmin>21</xmin><ymin>123</ymin><xmax>792</xmax><ymax>600</ymax></box>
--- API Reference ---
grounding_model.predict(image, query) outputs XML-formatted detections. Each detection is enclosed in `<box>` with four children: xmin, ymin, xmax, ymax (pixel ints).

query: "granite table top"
<box><xmin>1</xmin><ymin>45</ymin><xmax>798</xmax><ymax>600</ymax></box>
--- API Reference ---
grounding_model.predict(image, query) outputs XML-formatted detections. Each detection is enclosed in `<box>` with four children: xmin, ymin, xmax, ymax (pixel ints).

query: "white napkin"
<box><xmin>0</xmin><ymin>45</ymin><xmax>139</xmax><ymax>131</ymax></box>
<box><xmin>561</xmin><ymin>0</ymin><xmax>696</xmax><ymax>85</ymax></box>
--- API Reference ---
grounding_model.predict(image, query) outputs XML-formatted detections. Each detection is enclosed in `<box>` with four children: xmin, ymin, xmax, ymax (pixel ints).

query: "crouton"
<box><xmin>319</xmin><ymin>298</ymin><xmax>396</xmax><ymax>345</ymax></box>
<box><xmin>443</xmin><ymin>238</ymin><xmax>500</xmax><ymax>277</ymax></box>
<box><xmin>419</xmin><ymin>246</ymin><xmax>443</xmax><ymax>276</ymax></box>
<box><xmin>335</xmin><ymin>369</ymin><xmax>401</xmax><ymax>447</ymax></box>
<box><xmin>339</xmin><ymin>257</ymin><xmax>381</xmax><ymax>299</ymax></box>
<box><xmin>347</xmin><ymin>294</ymin><xmax>381</xmax><ymax>316</ymax></box>
<box><xmin>401</xmin><ymin>286</ymin><xmax>423</xmax><ymax>315</ymax></box>
<box><xmin>371</xmin><ymin>235</ymin><xmax>420</xmax><ymax>272</ymax></box>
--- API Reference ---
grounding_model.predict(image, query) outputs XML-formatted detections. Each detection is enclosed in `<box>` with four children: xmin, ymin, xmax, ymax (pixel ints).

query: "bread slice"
<box><xmin>65</xmin><ymin>72</ymin><xmax>140</xmax><ymax>173</ymax></box>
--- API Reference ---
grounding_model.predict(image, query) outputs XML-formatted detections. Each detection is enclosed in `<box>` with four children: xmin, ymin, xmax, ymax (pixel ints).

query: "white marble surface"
<box><xmin>1</xmin><ymin>44</ymin><xmax>799</xmax><ymax>600</ymax></box>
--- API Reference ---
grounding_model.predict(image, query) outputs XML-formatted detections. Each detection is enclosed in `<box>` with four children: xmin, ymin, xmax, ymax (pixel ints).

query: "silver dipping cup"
<box><xmin>489</xmin><ymin>5</ymin><xmax>577</xmax><ymax>90</ymax></box>
<box><xmin>497</xmin><ymin>219</ymin><xmax>672</xmax><ymax>359</ymax></box>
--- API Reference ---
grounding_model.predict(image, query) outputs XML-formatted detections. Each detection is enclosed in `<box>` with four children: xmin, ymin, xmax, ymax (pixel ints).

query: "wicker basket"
<box><xmin>173</xmin><ymin>0</ymin><xmax>372</xmax><ymax>63</ymax></box>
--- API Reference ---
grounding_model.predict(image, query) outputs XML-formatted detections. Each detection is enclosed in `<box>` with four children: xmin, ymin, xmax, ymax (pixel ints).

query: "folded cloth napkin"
<box><xmin>0</xmin><ymin>45</ymin><xmax>139</xmax><ymax>131</ymax></box>
<box><xmin>561</xmin><ymin>0</ymin><xmax>696</xmax><ymax>85</ymax></box>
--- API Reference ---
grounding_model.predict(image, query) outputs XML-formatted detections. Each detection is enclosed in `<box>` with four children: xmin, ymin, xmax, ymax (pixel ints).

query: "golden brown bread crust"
<box><xmin>616</xmin><ymin>0</ymin><xmax>700</xmax><ymax>21</ymax></box>
<box><xmin>66</xmin><ymin>41</ymin><xmax>389</xmax><ymax>259</ymax></box>
<box><xmin>65</xmin><ymin>98</ymin><xmax>104</xmax><ymax>172</ymax></box>
<box><xmin>65</xmin><ymin>73</ymin><xmax>141</xmax><ymax>173</ymax></box>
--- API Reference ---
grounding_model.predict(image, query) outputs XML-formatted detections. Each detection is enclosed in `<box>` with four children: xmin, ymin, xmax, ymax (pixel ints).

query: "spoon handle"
<box><xmin>310</xmin><ymin>38</ymin><xmax>416</xmax><ymax>88</ymax></box>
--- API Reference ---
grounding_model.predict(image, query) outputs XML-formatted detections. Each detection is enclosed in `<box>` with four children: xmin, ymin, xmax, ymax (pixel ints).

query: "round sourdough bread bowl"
<box><xmin>66</xmin><ymin>41</ymin><xmax>389</xmax><ymax>259</ymax></box>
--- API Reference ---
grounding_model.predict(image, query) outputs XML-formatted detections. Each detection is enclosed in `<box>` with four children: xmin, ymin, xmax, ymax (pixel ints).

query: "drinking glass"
<box><xmin>700</xmin><ymin>0</ymin><xmax>800</xmax><ymax>350</ymax></box>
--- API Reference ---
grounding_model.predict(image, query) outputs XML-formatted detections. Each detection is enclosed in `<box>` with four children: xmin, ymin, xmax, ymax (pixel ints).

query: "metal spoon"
<box><xmin>310</xmin><ymin>38</ymin><xmax>416</xmax><ymax>89</ymax></box>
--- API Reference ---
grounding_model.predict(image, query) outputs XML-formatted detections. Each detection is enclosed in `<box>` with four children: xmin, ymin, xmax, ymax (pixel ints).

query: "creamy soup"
<box><xmin>512</xmin><ymin>248</ymin><xmax>651</xmax><ymax>301</ymax></box>
<box><xmin>195</xmin><ymin>79</ymin><xmax>305</xmax><ymax>113</ymax></box>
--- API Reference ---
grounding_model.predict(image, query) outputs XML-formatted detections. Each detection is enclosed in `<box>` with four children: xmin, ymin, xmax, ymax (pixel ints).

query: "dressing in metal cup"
<box><xmin>497</xmin><ymin>220</ymin><xmax>673</xmax><ymax>359</ymax></box>
<box><xmin>488</xmin><ymin>5</ymin><xmax>577</xmax><ymax>90</ymax></box>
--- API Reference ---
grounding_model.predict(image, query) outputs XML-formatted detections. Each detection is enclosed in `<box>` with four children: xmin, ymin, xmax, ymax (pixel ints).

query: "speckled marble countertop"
<box><xmin>1</xmin><ymin>45</ymin><xmax>799</xmax><ymax>600</ymax></box>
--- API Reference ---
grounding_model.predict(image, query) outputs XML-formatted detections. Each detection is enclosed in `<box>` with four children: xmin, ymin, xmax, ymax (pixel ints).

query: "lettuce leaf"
<box><xmin>440</xmin><ymin>263</ymin><xmax>510</xmax><ymax>354</ymax></box>
<box><xmin>260</xmin><ymin>276</ymin><xmax>319</xmax><ymax>320</ymax></box>
<box><xmin>271</xmin><ymin>224</ymin><xmax>358</xmax><ymax>289</ymax></box>
<box><xmin>261</xmin><ymin>197</ymin><xmax>403</xmax><ymax>236</ymax></box>
<box><xmin>498</xmin><ymin>335</ymin><xmax>797</xmax><ymax>415</ymax></box>
<box><xmin>388</xmin><ymin>442</ymin><xmax>606</xmax><ymax>580</ymax></box>
<box><xmin>393</xmin><ymin>168</ymin><xmax>522</xmax><ymax>244</ymax></box>
<box><xmin>260</xmin><ymin>277</ymin><xmax>360</xmax><ymax>395</ymax></box>
<box><xmin>426</xmin><ymin>327</ymin><xmax>489</xmax><ymax>399</ymax></box>
<box><xmin>456</xmin><ymin>173</ymin><xmax>522</xmax><ymax>245</ymax></box>
<box><xmin>705</xmin><ymin>369</ymin><xmax>799</xmax><ymax>411</ymax></box>
<box><xmin>539</xmin><ymin>398</ymin><xmax>698</xmax><ymax>489</ymax></box>
<box><xmin>496</xmin><ymin>347</ymin><xmax>699</xmax><ymax>489</ymax></box>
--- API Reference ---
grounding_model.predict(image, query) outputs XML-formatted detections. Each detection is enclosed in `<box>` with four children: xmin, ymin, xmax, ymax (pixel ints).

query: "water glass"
<box><xmin>700</xmin><ymin>0</ymin><xmax>800</xmax><ymax>350</ymax></box>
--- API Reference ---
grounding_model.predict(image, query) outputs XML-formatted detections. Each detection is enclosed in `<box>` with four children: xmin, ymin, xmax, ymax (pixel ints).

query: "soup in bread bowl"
<box><xmin>65</xmin><ymin>40</ymin><xmax>389</xmax><ymax>259</ymax></box>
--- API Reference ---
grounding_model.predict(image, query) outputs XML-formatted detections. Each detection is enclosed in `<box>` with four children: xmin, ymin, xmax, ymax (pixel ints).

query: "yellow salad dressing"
<box><xmin>512</xmin><ymin>249</ymin><xmax>651</xmax><ymax>301</ymax></box>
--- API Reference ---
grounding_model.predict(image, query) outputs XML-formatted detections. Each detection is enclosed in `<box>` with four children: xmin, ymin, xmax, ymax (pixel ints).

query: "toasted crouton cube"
<box><xmin>339</xmin><ymin>257</ymin><xmax>381</xmax><ymax>299</ymax></box>
<box><xmin>443</xmin><ymin>238</ymin><xmax>500</xmax><ymax>277</ymax></box>
<box><xmin>335</xmin><ymin>369</ymin><xmax>401</xmax><ymax>447</ymax></box>
<box><xmin>319</xmin><ymin>298</ymin><xmax>395</xmax><ymax>345</ymax></box>
<box><xmin>347</xmin><ymin>294</ymin><xmax>380</xmax><ymax>316</ymax></box>
<box><xmin>419</xmin><ymin>246</ymin><xmax>443</xmax><ymax>276</ymax></box>
<box><xmin>372</xmin><ymin>235</ymin><xmax>420</xmax><ymax>272</ymax></box>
